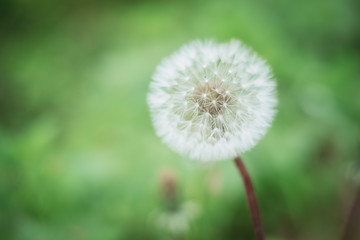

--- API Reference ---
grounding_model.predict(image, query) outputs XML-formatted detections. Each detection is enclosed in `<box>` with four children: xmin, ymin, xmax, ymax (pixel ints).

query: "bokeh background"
<box><xmin>1</xmin><ymin>0</ymin><xmax>359</xmax><ymax>239</ymax></box>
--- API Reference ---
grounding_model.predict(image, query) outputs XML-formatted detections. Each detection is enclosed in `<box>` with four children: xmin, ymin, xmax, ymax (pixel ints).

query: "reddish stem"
<box><xmin>342</xmin><ymin>186</ymin><xmax>360</xmax><ymax>240</ymax></box>
<box><xmin>234</xmin><ymin>156</ymin><xmax>265</xmax><ymax>240</ymax></box>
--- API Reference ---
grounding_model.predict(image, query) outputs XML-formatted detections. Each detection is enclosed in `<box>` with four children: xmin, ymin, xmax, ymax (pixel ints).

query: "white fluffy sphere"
<box><xmin>147</xmin><ymin>39</ymin><xmax>277</xmax><ymax>161</ymax></box>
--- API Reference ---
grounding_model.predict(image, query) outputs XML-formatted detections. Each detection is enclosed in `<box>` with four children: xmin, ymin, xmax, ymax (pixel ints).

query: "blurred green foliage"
<box><xmin>0</xmin><ymin>0</ymin><xmax>359</xmax><ymax>239</ymax></box>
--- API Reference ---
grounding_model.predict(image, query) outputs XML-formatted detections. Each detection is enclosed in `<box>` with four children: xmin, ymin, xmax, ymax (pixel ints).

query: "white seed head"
<box><xmin>148</xmin><ymin>39</ymin><xmax>277</xmax><ymax>161</ymax></box>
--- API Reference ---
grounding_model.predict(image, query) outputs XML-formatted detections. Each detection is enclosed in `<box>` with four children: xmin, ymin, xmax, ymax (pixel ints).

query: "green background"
<box><xmin>1</xmin><ymin>0</ymin><xmax>359</xmax><ymax>239</ymax></box>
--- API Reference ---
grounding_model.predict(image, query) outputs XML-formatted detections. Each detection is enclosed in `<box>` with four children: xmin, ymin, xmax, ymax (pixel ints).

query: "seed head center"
<box><xmin>193</xmin><ymin>82</ymin><xmax>231</xmax><ymax>116</ymax></box>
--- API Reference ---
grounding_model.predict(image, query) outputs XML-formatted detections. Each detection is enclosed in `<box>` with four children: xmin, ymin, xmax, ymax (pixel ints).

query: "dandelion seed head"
<box><xmin>148</xmin><ymin>39</ymin><xmax>277</xmax><ymax>161</ymax></box>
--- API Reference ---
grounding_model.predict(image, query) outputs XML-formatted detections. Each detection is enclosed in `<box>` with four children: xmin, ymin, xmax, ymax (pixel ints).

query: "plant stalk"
<box><xmin>234</xmin><ymin>156</ymin><xmax>265</xmax><ymax>240</ymax></box>
<box><xmin>342</xmin><ymin>186</ymin><xmax>360</xmax><ymax>240</ymax></box>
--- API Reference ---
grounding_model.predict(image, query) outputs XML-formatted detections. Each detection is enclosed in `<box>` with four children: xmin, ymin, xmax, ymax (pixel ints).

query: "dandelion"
<box><xmin>152</xmin><ymin>168</ymin><xmax>200</xmax><ymax>239</ymax></box>
<box><xmin>148</xmin><ymin>39</ymin><xmax>276</xmax><ymax>162</ymax></box>
<box><xmin>148</xmin><ymin>39</ymin><xmax>277</xmax><ymax>240</ymax></box>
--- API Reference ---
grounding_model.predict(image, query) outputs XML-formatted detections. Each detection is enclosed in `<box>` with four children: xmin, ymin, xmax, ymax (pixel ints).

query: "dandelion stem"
<box><xmin>342</xmin><ymin>186</ymin><xmax>360</xmax><ymax>240</ymax></box>
<box><xmin>234</xmin><ymin>156</ymin><xmax>264</xmax><ymax>240</ymax></box>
